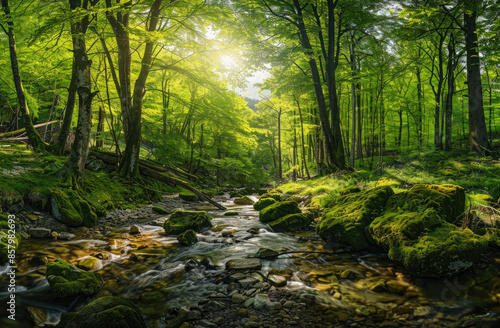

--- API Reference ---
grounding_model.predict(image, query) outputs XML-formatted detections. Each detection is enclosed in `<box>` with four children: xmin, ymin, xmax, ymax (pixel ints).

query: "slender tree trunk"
<box><xmin>349</xmin><ymin>42</ymin><xmax>356</xmax><ymax>167</ymax></box>
<box><xmin>416</xmin><ymin>66</ymin><xmax>423</xmax><ymax>148</ymax></box>
<box><xmin>118</xmin><ymin>0</ymin><xmax>163</xmax><ymax>179</ymax></box>
<box><xmin>434</xmin><ymin>35</ymin><xmax>445</xmax><ymax>150</ymax></box>
<box><xmin>2</xmin><ymin>0</ymin><xmax>46</xmax><ymax>152</ymax></box>
<box><xmin>277</xmin><ymin>108</ymin><xmax>282</xmax><ymax>180</ymax></box>
<box><xmin>52</xmin><ymin>64</ymin><xmax>77</xmax><ymax>154</ymax></box>
<box><xmin>356</xmin><ymin>81</ymin><xmax>362</xmax><ymax>161</ymax></box>
<box><xmin>444</xmin><ymin>33</ymin><xmax>455</xmax><ymax>151</ymax></box>
<box><xmin>96</xmin><ymin>106</ymin><xmax>105</xmax><ymax>148</ymax></box>
<box><xmin>464</xmin><ymin>6</ymin><xmax>490</xmax><ymax>155</ymax></box>
<box><xmin>297</xmin><ymin>102</ymin><xmax>310</xmax><ymax>179</ymax></box>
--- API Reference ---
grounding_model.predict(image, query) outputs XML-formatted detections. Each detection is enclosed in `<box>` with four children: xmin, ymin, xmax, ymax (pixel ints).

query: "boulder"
<box><xmin>369</xmin><ymin>184</ymin><xmax>487</xmax><ymax>277</ymax></box>
<box><xmin>28</xmin><ymin>227</ymin><xmax>52</xmax><ymax>238</ymax></box>
<box><xmin>163</xmin><ymin>210</ymin><xmax>212</xmax><ymax>235</ymax></box>
<box><xmin>230</xmin><ymin>191</ymin><xmax>243</xmax><ymax>198</ymax></box>
<box><xmin>259</xmin><ymin>201</ymin><xmax>301</xmax><ymax>223</ymax></box>
<box><xmin>316</xmin><ymin>186</ymin><xmax>394</xmax><ymax>251</ymax></box>
<box><xmin>259</xmin><ymin>193</ymin><xmax>281</xmax><ymax>201</ymax></box>
<box><xmin>152</xmin><ymin>206</ymin><xmax>169</xmax><ymax>215</ymax></box>
<box><xmin>56</xmin><ymin>296</ymin><xmax>146</xmax><ymax>328</ymax></box>
<box><xmin>179</xmin><ymin>191</ymin><xmax>198</xmax><ymax>202</ymax></box>
<box><xmin>50</xmin><ymin>190</ymin><xmax>97</xmax><ymax>227</ymax></box>
<box><xmin>224</xmin><ymin>211</ymin><xmax>239</xmax><ymax>216</ymax></box>
<box><xmin>77</xmin><ymin>257</ymin><xmax>103</xmax><ymax>271</ymax></box>
<box><xmin>234</xmin><ymin>196</ymin><xmax>254</xmax><ymax>205</ymax></box>
<box><xmin>86</xmin><ymin>159</ymin><xmax>106</xmax><ymax>172</ymax></box>
<box><xmin>268</xmin><ymin>213</ymin><xmax>312</xmax><ymax>232</ymax></box>
<box><xmin>46</xmin><ymin>259</ymin><xmax>103</xmax><ymax>298</ymax></box>
<box><xmin>253</xmin><ymin>198</ymin><xmax>277</xmax><ymax>211</ymax></box>
<box><xmin>225</xmin><ymin>258</ymin><xmax>262</xmax><ymax>270</ymax></box>
<box><xmin>177</xmin><ymin>229</ymin><xmax>198</xmax><ymax>246</ymax></box>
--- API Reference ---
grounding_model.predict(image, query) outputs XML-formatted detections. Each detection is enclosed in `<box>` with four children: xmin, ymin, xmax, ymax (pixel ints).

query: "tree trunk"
<box><xmin>349</xmin><ymin>41</ymin><xmax>356</xmax><ymax>167</ymax></box>
<box><xmin>464</xmin><ymin>5</ymin><xmax>490</xmax><ymax>155</ymax></box>
<box><xmin>277</xmin><ymin>108</ymin><xmax>282</xmax><ymax>180</ymax></box>
<box><xmin>118</xmin><ymin>0</ymin><xmax>163</xmax><ymax>179</ymax></box>
<box><xmin>416</xmin><ymin>66</ymin><xmax>423</xmax><ymax>148</ymax></box>
<box><xmin>444</xmin><ymin>33</ymin><xmax>455</xmax><ymax>151</ymax></box>
<box><xmin>297</xmin><ymin>99</ymin><xmax>310</xmax><ymax>179</ymax></box>
<box><xmin>2</xmin><ymin>0</ymin><xmax>46</xmax><ymax>152</ymax></box>
<box><xmin>96</xmin><ymin>106</ymin><xmax>105</xmax><ymax>149</ymax></box>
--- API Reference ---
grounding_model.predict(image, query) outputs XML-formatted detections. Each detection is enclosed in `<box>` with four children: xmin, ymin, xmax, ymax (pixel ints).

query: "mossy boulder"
<box><xmin>50</xmin><ymin>190</ymin><xmax>97</xmax><ymax>227</ymax></box>
<box><xmin>0</xmin><ymin>214</ymin><xmax>21</xmax><ymax>263</ymax></box>
<box><xmin>56</xmin><ymin>296</ymin><xmax>146</xmax><ymax>328</ymax></box>
<box><xmin>234</xmin><ymin>196</ymin><xmax>254</xmax><ymax>205</ymax></box>
<box><xmin>476</xmin><ymin>227</ymin><xmax>500</xmax><ymax>247</ymax></box>
<box><xmin>177</xmin><ymin>229</ymin><xmax>198</xmax><ymax>246</ymax></box>
<box><xmin>224</xmin><ymin>211</ymin><xmax>239</xmax><ymax>216</ymax></box>
<box><xmin>179</xmin><ymin>191</ymin><xmax>198</xmax><ymax>202</ymax></box>
<box><xmin>316</xmin><ymin>186</ymin><xmax>394</xmax><ymax>251</ymax></box>
<box><xmin>230</xmin><ymin>191</ymin><xmax>243</xmax><ymax>198</ymax></box>
<box><xmin>163</xmin><ymin>210</ymin><xmax>212</xmax><ymax>235</ymax></box>
<box><xmin>268</xmin><ymin>213</ymin><xmax>312</xmax><ymax>232</ymax></box>
<box><xmin>369</xmin><ymin>184</ymin><xmax>486</xmax><ymax>277</ymax></box>
<box><xmin>253</xmin><ymin>197</ymin><xmax>277</xmax><ymax>211</ymax></box>
<box><xmin>260</xmin><ymin>193</ymin><xmax>281</xmax><ymax>201</ymax></box>
<box><xmin>152</xmin><ymin>206</ymin><xmax>169</xmax><ymax>215</ymax></box>
<box><xmin>46</xmin><ymin>259</ymin><xmax>103</xmax><ymax>298</ymax></box>
<box><xmin>387</xmin><ymin>224</ymin><xmax>487</xmax><ymax>277</ymax></box>
<box><xmin>259</xmin><ymin>201</ymin><xmax>301</xmax><ymax>223</ymax></box>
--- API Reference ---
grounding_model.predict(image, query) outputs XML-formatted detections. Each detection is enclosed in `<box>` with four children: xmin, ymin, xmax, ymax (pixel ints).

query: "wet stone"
<box><xmin>232</xmin><ymin>293</ymin><xmax>247</xmax><ymax>304</ymax></box>
<box><xmin>130</xmin><ymin>225</ymin><xmax>142</xmax><ymax>234</ymax></box>
<box><xmin>26</xmin><ymin>307</ymin><xmax>47</xmax><ymax>326</ymax></box>
<box><xmin>268</xmin><ymin>274</ymin><xmax>287</xmax><ymax>287</ymax></box>
<box><xmin>226</xmin><ymin>258</ymin><xmax>262</xmax><ymax>270</ymax></box>
<box><xmin>28</xmin><ymin>227</ymin><xmax>52</xmax><ymax>238</ymax></box>
<box><xmin>239</xmin><ymin>277</ymin><xmax>259</xmax><ymax>289</ymax></box>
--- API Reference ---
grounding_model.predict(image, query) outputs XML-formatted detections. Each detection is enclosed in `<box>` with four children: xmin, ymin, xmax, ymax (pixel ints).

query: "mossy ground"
<box><xmin>0</xmin><ymin>144</ymin><xmax>181</xmax><ymax>223</ymax></box>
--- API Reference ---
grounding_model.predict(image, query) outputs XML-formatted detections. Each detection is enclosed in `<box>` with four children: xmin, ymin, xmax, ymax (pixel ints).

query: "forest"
<box><xmin>1</xmin><ymin>0</ymin><xmax>500</xmax><ymax>327</ymax></box>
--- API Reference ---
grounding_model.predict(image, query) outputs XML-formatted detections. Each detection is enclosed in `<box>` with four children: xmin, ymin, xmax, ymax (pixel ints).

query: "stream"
<box><xmin>2</xmin><ymin>197</ymin><xmax>500</xmax><ymax>327</ymax></box>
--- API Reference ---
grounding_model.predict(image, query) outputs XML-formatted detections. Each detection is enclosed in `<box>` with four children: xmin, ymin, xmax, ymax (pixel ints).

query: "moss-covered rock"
<box><xmin>369</xmin><ymin>184</ymin><xmax>486</xmax><ymax>277</ymax></box>
<box><xmin>268</xmin><ymin>213</ymin><xmax>312</xmax><ymax>232</ymax></box>
<box><xmin>0</xmin><ymin>214</ymin><xmax>20</xmax><ymax>263</ymax></box>
<box><xmin>152</xmin><ymin>206</ymin><xmax>169</xmax><ymax>214</ymax></box>
<box><xmin>476</xmin><ymin>227</ymin><xmax>500</xmax><ymax>247</ymax></box>
<box><xmin>177</xmin><ymin>229</ymin><xmax>198</xmax><ymax>246</ymax></box>
<box><xmin>387</xmin><ymin>224</ymin><xmax>487</xmax><ymax>277</ymax></box>
<box><xmin>46</xmin><ymin>259</ymin><xmax>103</xmax><ymax>298</ymax></box>
<box><xmin>163</xmin><ymin>210</ymin><xmax>212</xmax><ymax>235</ymax></box>
<box><xmin>224</xmin><ymin>211</ymin><xmax>239</xmax><ymax>216</ymax></box>
<box><xmin>230</xmin><ymin>191</ymin><xmax>243</xmax><ymax>198</ymax></box>
<box><xmin>50</xmin><ymin>190</ymin><xmax>97</xmax><ymax>227</ymax></box>
<box><xmin>259</xmin><ymin>193</ymin><xmax>281</xmax><ymax>201</ymax></box>
<box><xmin>234</xmin><ymin>196</ymin><xmax>254</xmax><ymax>205</ymax></box>
<box><xmin>316</xmin><ymin>186</ymin><xmax>394</xmax><ymax>251</ymax></box>
<box><xmin>259</xmin><ymin>201</ymin><xmax>301</xmax><ymax>223</ymax></box>
<box><xmin>56</xmin><ymin>296</ymin><xmax>146</xmax><ymax>328</ymax></box>
<box><xmin>77</xmin><ymin>257</ymin><xmax>103</xmax><ymax>271</ymax></box>
<box><xmin>179</xmin><ymin>190</ymin><xmax>198</xmax><ymax>202</ymax></box>
<box><xmin>253</xmin><ymin>197</ymin><xmax>277</xmax><ymax>211</ymax></box>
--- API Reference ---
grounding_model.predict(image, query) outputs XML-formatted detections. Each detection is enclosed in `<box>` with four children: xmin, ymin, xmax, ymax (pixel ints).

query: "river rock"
<box><xmin>163</xmin><ymin>210</ymin><xmax>212</xmax><ymax>235</ymax></box>
<box><xmin>232</xmin><ymin>293</ymin><xmax>247</xmax><ymax>304</ymax></box>
<box><xmin>224</xmin><ymin>211</ymin><xmax>239</xmax><ymax>216</ymax></box>
<box><xmin>268</xmin><ymin>213</ymin><xmax>312</xmax><ymax>232</ymax></box>
<box><xmin>56</xmin><ymin>296</ymin><xmax>146</xmax><ymax>328</ymax></box>
<box><xmin>259</xmin><ymin>201</ymin><xmax>301</xmax><ymax>223</ymax></box>
<box><xmin>130</xmin><ymin>225</ymin><xmax>142</xmax><ymax>234</ymax></box>
<box><xmin>29</xmin><ymin>227</ymin><xmax>52</xmax><ymax>238</ymax></box>
<box><xmin>254</xmin><ymin>248</ymin><xmax>279</xmax><ymax>258</ymax></box>
<box><xmin>177</xmin><ymin>229</ymin><xmax>198</xmax><ymax>246</ymax></box>
<box><xmin>26</xmin><ymin>307</ymin><xmax>47</xmax><ymax>326</ymax></box>
<box><xmin>234</xmin><ymin>196</ymin><xmax>254</xmax><ymax>205</ymax></box>
<box><xmin>226</xmin><ymin>258</ymin><xmax>262</xmax><ymax>270</ymax></box>
<box><xmin>57</xmin><ymin>232</ymin><xmax>76</xmax><ymax>240</ymax></box>
<box><xmin>316</xmin><ymin>186</ymin><xmax>394</xmax><ymax>251</ymax></box>
<box><xmin>268</xmin><ymin>274</ymin><xmax>287</xmax><ymax>287</ymax></box>
<box><xmin>254</xmin><ymin>293</ymin><xmax>278</xmax><ymax>311</ymax></box>
<box><xmin>78</xmin><ymin>257</ymin><xmax>103</xmax><ymax>271</ymax></box>
<box><xmin>259</xmin><ymin>193</ymin><xmax>281</xmax><ymax>201</ymax></box>
<box><xmin>253</xmin><ymin>197</ymin><xmax>277</xmax><ymax>211</ymax></box>
<box><xmin>46</xmin><ymin>258</ymin><xmax>103</xmax><ymax>298</ymax></box>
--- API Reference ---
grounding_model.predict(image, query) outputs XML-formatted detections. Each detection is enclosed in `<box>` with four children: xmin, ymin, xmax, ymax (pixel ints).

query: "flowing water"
<box><xmin>2</xmin><ymin>200</ymin><xmax>500</xmax><ymax>327</ymax></box>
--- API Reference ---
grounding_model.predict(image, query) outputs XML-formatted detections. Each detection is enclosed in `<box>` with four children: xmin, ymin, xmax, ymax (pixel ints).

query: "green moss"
<box><xmin>234</xmin><ymin>196</ymin><xmax>254</xmax><ymax>205</ymax></box>
<box><xmin>152</xmin><ymin>206</ymin><xmax>170</xmax><ymax>214</ymax></box>
<box><xmin>224</xmin><ymin>211</ymin><xmax>239</xmax><ymax>216</ymax></box>
<box><xmin>260</xmin><ymin>193</ymin><xmax>281</xmax><ymax>201</ymax></box>
<box><xmin>179</xmin><ymin>190</ymin><xmax>198</xmax><ymax>202</ymax></box>
<box><xmin>268</xmin><ymin>213</ymin><xmax>312</xmax><ymax>232</ymax></box>
<box><xmin>253</xmin><ymin>197</ymin><xmax>277</xmax><ymax>211</ymax></box>
<box><xmin>177</xmin><ymin>229</ymin><xmax>198</xmax><ymax>246</ymax></box>
<box><xmin>388</xmin><ymin>224</ymin><xmax>488</xmax><ymax>277</ymax></box>
<box><xmin>50</xmin><ymin>190</ymin><xmax>97</xmax><ymax>227</ymax></box>
<box><xmin>230</xmin><ymin>191</ymin><xmax>243</xmax><ymax>198</ymax></box>
<box><xmin>56</xmin><ymin>296</ymin><xmax>146</xmax><ymax>328</ymax></box>
<box><xmin>316</xmin><ymin>186</ymin><xmax>394</xmax><ymax>251</ymax></box>
<box><xmin>476</xmin><ymin>227</ymin><xmax>500</xmax><ymax>247</ymax></box>
<box><xmin>163</xmin><ymin>210</ymin><xmax>212</xmax><ymax>235</ymax></box>
<box><xmin>46</xmin><ymin>259</ymin><xmax>103</xmax><ymax>298</ymax></box>
<box><xmin>259</xmin><ymin>201</ymin><xmax>301</xmax><ymax>223</ymax></box>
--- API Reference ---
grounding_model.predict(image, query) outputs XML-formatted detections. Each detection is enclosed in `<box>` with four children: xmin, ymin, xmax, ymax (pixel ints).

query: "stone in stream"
<box><xmin>129</xmin><ymin>225</ymin><xmax>142</xmax><ymax>234</ymax></box>
<box><xmin>77</xmin><ymin>257</ymin><xmax>103</xmax><ymax>271</ymax></box>
<box><xmin>163</xmin><ymin>210</ymin><xmax>212</xmax><ymax>235</ymax></box>
<box><xmin>268</xmin><ymin>274</ymin><xmax>287</xmax><ymax>287</ymax></box>
<box><xmin>268</xmin><ymin>213</ymin><xmax>312</xmax><ymax>232</ymax></box>
<box><xmin>56</xmin><ymin>296</ymin><xmax>146</xmax><ymax>328</ymax></box>
<box><xmin>57</xmin><ymin>232</ymin><xmax>76</xmax><ymax>240</ymax></box>
<box><xmin>28</xmin><ymin>227</ymin><xmax>52</xmax><ymax>238</ymax></box>
<box><xmin>254</xmin><ymin>248</ymin><xmax>279</xmax><ymax>259</ymax></box>
<box><xmin>224</xmin><ymin>211</ymin><xmax>239</xmax><ymax>216</ymax></box>
<box><xmin>253</xmin><ymin>197</ymin><xmax>277</xmax><ymax>211</ymax></box>
<box><xmin>26</xmin><ymin>307</ymin><xmax>47</xmax><ymax>326</ymax></box>
<box><xmin>253</xmin><ymin>293</ymin><xmax>280</xmax><ymax>311</ymax></box>
<box><xmin>225</xmin><ymin>258</ymin><xmax>262</xmax><ymax>271</ymax></box>
<box><xmin>152</xmin><ymin>206</ymin><xmax>169</xmax><ymax>214</ymax></box>
<box><xmin>259</xmin><ymin>201</ymin><xmax>301</xmax><ymax>223</ymax></box>
<box><xmin>177</xmin><ymin>229</ymin><xmax>198</xmax><ymax>246</ymax></box>
<box><xmin>234</xmin><ymin>196</ymin><xmax>254</xmax><ymax>205</ymax></box>
<box><xmin>46</xmin><ymin>258</ymin><xmax>103</xmax><ymax>298</ymax></box>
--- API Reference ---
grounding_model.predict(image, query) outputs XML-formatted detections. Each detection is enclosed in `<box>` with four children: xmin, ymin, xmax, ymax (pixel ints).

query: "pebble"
<box><xmin>232</xmin><ymin>293</ymin><xmax>247</xmax><ymax>304</ymax></box>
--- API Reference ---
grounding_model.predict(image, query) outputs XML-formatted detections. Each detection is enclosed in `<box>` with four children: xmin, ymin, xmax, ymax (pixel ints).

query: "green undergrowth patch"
<box><xmin>0</xmin><ymin>144</ymin><xmax>181</xmax><ymax>222</ymax></box>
